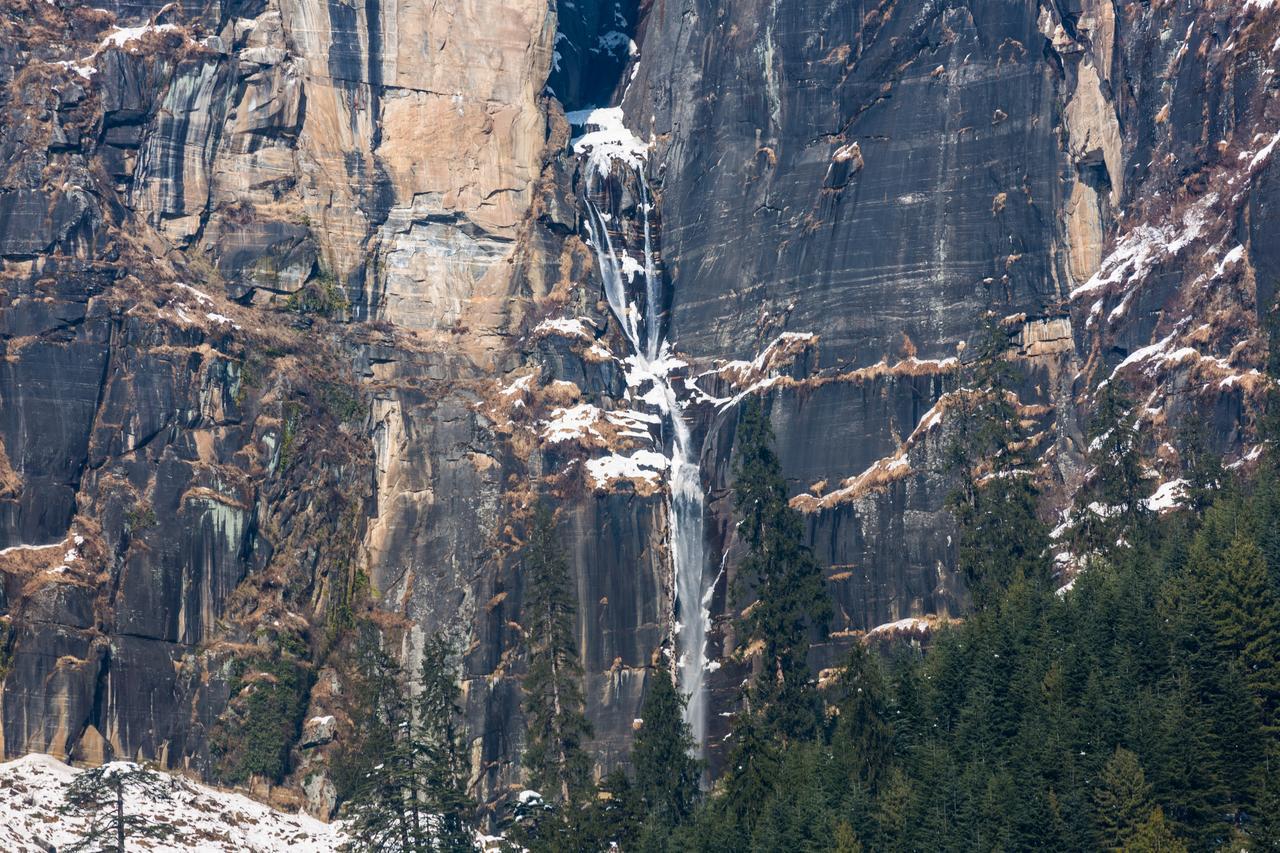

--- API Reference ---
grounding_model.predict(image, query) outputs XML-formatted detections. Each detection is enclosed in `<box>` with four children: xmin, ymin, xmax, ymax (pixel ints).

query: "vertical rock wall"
<box><xmin>0</xmin><ymin>0</ymin><xmax>1277</xmax><ymax>815</ymax></box>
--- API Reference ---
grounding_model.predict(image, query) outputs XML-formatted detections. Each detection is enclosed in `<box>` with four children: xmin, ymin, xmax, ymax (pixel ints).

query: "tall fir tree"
<box><xmin>1122</xmin><ymin>806</ymin><xmax>1187</xmax><ymax>853</ymax></box>
<box><xmin>947</xmin><ymin>314</ymin><xmax>1048</xmax><ymax>607</ymax></box>
<box><xmin>631</xmin><ymin>656</ymin><xmax>702</xmax><ymax>837</ymax></box>
<box><xmin>338</xmin><ymin>623</ymin><xmax>417</xmax><ymax>850</ymax></box>
<box><xmin>1193</xmin><ymin>531</ymin><xmax>1280</xmax><ymax>740</ymax></box>
<box><xmin>732</xmin><ymin>395</ymin><xmax>831</xmax><ymax>742</ymax></box>
<box><xmin>1092</xmin><ymin>747</ymin><xmax>1154</xmax><ymax>851</ymax></box>
<box><xmin>414</xmin><ymin>632</ymin><xmax>476</xmax><ymax>852</ymax></box>
<box><xmin>339</xmin><ymin>626</ymin><xmax>476</xmax><ymax>852</ymax></box>
<box><xmin>829</xmin><ymin>643</ymin><xmax>894</xmax><ymax>797</ymax></box>
<box><xmin>1073</xmin><ymin>380</ymin><xmax>1152</xmax><ymax>556</ymax></box>
<box><xmin>519</xmin><ymin>502</ymin><xmax>592</xmax><ymax>807</ymax></box>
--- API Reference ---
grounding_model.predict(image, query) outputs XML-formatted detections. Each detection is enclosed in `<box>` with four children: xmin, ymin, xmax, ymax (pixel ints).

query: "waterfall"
<box><xmin>569</xmin><ymin>108</ymin><xmax>711</xmax><ymax>751</ymax></box>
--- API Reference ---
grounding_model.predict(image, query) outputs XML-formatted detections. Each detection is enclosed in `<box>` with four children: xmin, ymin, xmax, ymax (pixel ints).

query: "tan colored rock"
<box><xmin>1064</xmin><ymin>59</ymin><xmax>1123</xmax><ymax>205</ymax></box>
<box><xmin>1065</xmin><ymin>179</ymin><xmax>1103</xmax><ymax>286</ymax></box>
<box><xmin>70</xmin><ymin>724</ymin><xmax>108</xmax><ymax>765</ymax></box>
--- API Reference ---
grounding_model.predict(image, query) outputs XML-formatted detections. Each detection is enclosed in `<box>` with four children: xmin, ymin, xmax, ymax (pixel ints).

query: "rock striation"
<box><xmin>0</xmin><ymin>0</ymin><xmax>1277</xmax><ymax>816</ymax></box>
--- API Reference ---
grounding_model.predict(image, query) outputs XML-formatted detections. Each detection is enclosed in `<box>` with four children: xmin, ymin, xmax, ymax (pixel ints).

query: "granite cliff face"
<box><xmin>0</xmin><ymin>0</ymin><xmax>1277</xmax><ymax>816</ymax></box>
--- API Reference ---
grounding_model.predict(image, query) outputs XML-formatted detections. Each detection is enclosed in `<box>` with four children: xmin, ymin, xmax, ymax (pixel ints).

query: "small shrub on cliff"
<box><xmin>210</xmin><ymin>654</ymin><xmax>313</xmax><ymax>786</ymax></box>
<box><xmin>319</xmin><ymin>381</ymin><xmax>368</xmax><ymax>426</ymax></box>
<box><xmin>124</xmin><ymin>504</ymin><xmax>157</xmax><ymax>533</ymax></box>
<box><xmin>286</xmin><ymin>269</ymin><xmax>349</xmax><ymax>319</ymax></box>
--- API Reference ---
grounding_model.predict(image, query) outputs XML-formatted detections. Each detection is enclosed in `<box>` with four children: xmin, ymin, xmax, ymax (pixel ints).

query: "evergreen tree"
<box><xmin>829</xmin><ymin>644</ymin><xmax>894</xmax><ymax>795</ymax></box>
<box><xmin>1074</xmin><ymin>380</ymin><xmax>1152</xmax><ymax>556</ymax></box>
<box><xmin>414</xmin><ymin>633</ymin><xmax>476</xmax><ymax>852</ymax></box>
<box><xmin>745</xmin><ymin>743</ymin><xmax>835</xmax><ymax>852</ymax></box>
<box><xmin>340</xmin><ymin>627</ymin><xmax>476</xmax><ymax>852</ymax></box>
<box><xmin>517</xmin><ymin>502</ymin><xmax>593</xmax><ymax>845</ymax></box>
<box><xmin>947</xmin><ymin>314</ymin><xmax>1048</xmax><ymax>607</ymax></box>
<box><xmin>338</xmin><ymin>624</ymin><xmax>417</xmax><ymax>851</ymax></box>
<box><xmin>732</xmin><ymin>396</ymin><xmax>831</xmax><ymax>741</ymax></box>
<box><xmin>61</xmin><ymin>763</ymin><xmax>177</xmax><ymax>852</ymax></box>
<box><xmin>1181</xmin><ymin>415</ymin><xmax>1225</xmax><ymax>515</ymax></box>
<box><xmin>1194</xmin><ymin>532</ymin><xmax>1280</xmax><ymax>738</ymax></box>
<box><xmin>1122</xmin><ymin>806</ymin><xmax>1188</xmax><ymax>853</ymax></box>
<box><xmin>666</xmin><ymin>429</ymin><xmax>1280</xmax><ymax>851</ymax></box>
<box><xmin>712</xmin><ymin>708</ymin><xmax>781</xmax><ymax>844</ymax></box>
<box><xmin>1092</xmin><ymin>747</ymin><xmax>1154</xmax><ymax>851</ymax></box>
<box><xmin>631</xmin><ymin>656</ymin><xmax>702</xmax><ymax>835</ymax></box>
<box><xmin>833</xmin><ymin>821</ymin><xmax>864</xmax><ymax>853</ymax></box>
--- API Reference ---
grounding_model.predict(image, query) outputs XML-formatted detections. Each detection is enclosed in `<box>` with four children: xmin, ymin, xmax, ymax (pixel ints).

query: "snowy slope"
<box><xmin>0</xmin><ymin>754</ymin><xmax>346</xmax><ymax>852</ymax></box>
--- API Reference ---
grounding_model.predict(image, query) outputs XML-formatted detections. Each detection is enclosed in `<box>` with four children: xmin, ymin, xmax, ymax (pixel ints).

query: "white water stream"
<box><xmin>569</xmin><ymin>108</ymin><xmax>710</xmax><ymax>751</ymax></box>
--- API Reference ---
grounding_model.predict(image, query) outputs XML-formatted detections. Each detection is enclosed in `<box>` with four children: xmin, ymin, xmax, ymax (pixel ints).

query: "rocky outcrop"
<box><xmin>0</xmin><ymin>0</ymin><xmax>1276</xmax><ymax>819</ymax></box>
<box><xmin>621</xmin><ymin>0</ymin><xmax>1278</xmax><ymax>765</ymax></box>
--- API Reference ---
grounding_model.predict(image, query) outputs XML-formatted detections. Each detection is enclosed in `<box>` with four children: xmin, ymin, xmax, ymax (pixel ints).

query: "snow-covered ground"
<box><xmin>0</xmin><ymin>754</ymin><xmax>345</xmax><ymax>852</ymax></box>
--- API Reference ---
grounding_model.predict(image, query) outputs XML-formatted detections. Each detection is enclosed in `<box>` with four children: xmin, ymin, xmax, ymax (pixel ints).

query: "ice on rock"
<box><xmin>572</xmin><ymin>103</ymin><xmax>711</xmax><ymax>751</ymax></box>
<box><xmin>566</xmin><ymin>107</ymin><xmax>650</xmax><ymax>172</ymax></box>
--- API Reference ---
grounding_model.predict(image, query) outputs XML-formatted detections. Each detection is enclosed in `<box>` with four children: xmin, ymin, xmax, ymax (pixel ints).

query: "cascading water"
<box><xmin>568</xmin><ymin>107</ymin><xmax>711</xmax><ymax>751</ymax></box>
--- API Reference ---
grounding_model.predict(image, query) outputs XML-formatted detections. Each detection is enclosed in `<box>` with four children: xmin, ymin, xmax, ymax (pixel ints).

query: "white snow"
<box><xmin>0</xmin><ymin>753</ymin><xmax>345</xmax><ymax>852</ymax></box>
<box><xmin>0</xmin><ymin>541</ymin><xmax>63</xmax><ymax>556</ymax></box>
<box><xmin>533</xmin><ymin>317</ymin><xmax>594</xmax><ymax>339</ymax></box>
<box><xmin>1112</xmin><ymin>333</ymin><xmax>1176</xmax><ymax>375</ymax></box>
<box><xmin>1248</xmin><ymin>130</ymin><xmax>1280</xmax><ymax>172</ymax></box>
<box><xmin>865</xmin><ymin>617</ymin><xmax>935</xmax><ymax>638</ymax></box>
<box><xmin>586</xmin><ymin>342</ymin><xmax>615</xmax><ymax>361</ymax></box>
<box><xmin>173</xmin><ymin>282</ymin><xmax>215</xmax><ymax>305</ymax></box>
<box><xmin>1213</xmin><ymin>244</ymin><xmax>1246</xmax><ymax>278</ymax></box>
<box><xmin>55</xmin><ymin>60</ymin><xmax>98</xmax><ymax>79</ymax></box>
<box><xmin>565</xmin><ymin>107</ymin><xmax>649</xmax><ymax>170</ymax></box>
<box><xmin>101</xmin><ymin>23</ymin><xmax>181</xmax><ymax>50</ymax></box>
<box><xmin>541</xmin><ymin>403</ymin><xmax>604</xmax><ymax>443</ymax></box>
<box><xmin>1071</xmin><ymin>193</ymin><xmax>1219</xmax><ymax>309</ymax></box>
<box><xmin>1145</xmin><ymin>479</ymin><xmax>1188</xmax><ymax>512</ymax></box>
<box><xmin>1228</xmin><ymin>444</ymin><xmax>1265</xmax><ymax>469</ymax></box>
<box><xmin>584</xmin><ymin>449</ymin><xmax>670</xmax><ymax>488</ymax></box>
<box><xmin>1087</xmin><ymin>501</ymin><xmax>1123</xmax><ymax>519</ymax></box>
<box><xmin>619</xmin><ymin>254</ymin><xmax>645</xmax><ymax>281</ymax></box>
<box><xmin>499</xmin><ymin>375</ymin><xmax>533</xmax><ymax>397</ymax></box>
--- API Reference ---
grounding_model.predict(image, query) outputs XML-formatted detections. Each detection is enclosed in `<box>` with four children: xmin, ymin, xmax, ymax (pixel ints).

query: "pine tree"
<box><xmin>1195</xmin><ymin>532</ymin><xmax>1280</xmax><ymax>738</ymax></box>
<box><xmin>520</xmin><ymin>502</ymin><xmax>592</xmax><ymax>806</ymax></box>
<box><xmin>1122</xmin><ymin>806</ymin><xmax>1188</xmax><ymax>853</ymax></box>
<box><xmin>746</xmin><ymin>742</ymin><xmax>835</xmax><ymax>852</ymax></box>
<box><xmin>830</xmin><ymin>644</ymin><xmax>894</xmax><ymax>795</ymax></box>
<box><xmin>338</xmin><ymin>624</ymin><xmax>417</xmax><ymax>851</ymax></box>
<box><xmin>631</xmin><ymin>656</ymin><xmax>702</xmax><ymax>834</ymax></box>
<box><xmin>1074</xmin><ymin>380</ymin><xmax>1152</xmax><ymax>556</ymax></box>
<box><xmin>414</xmin><ymin>633</ymin><xmax>476</xmax><ymax>852</ymax></box>
<box><xmin>1181</xmin><ymin>415</ymin><xmax>1225</xmax><ymax>515</ymax></box>
<box><xmin>1092</xmin><ymin>747</ymin><xmax>1154</xmax><ymax>851</ymax></box>
<box><xmin>340</xmin><ymin>627</ymin><xmax>476</xmax><ymax>852</ymax></box>
<box><xmin>715</xmin><ymin>707</ymin><xmax>781</xmax><ymax>843</ymax></box>
<box><xmin>61</xmin><ymin>763</ymin><xmax>177</xmax><ymax>852</ymax></box>
<box><xmin>947</xmin><ymin>314</ymin><xmax>1048</xmax><ymax>607</ymax></box>
<box><xmin>833</xmin><ymin>821</ymin><xmax>864</xmax><ymax>853</ymax></box>
<box><xmin>732</xmin><ymin>396</ymin><xmax>831</xmax><ymax>742</ymax></box>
